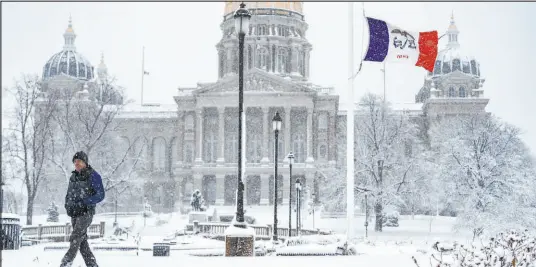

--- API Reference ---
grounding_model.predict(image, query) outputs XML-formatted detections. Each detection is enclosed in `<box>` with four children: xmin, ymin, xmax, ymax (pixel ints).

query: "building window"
<box><xmin>203</xmin><ymin>132</ymin><xmax>218</xmax><ymax>163</ymax></box>
<box><xmin>185</xmin><ymin>114</ymin><xmax>194</xmax><ymax>130</ymax></box>
<box><xmin>470</xmin><ymin>60</ymin><xmax>477</xmax><ymax>75</ymax></box>
<box><xmin>452</xmin><ymin>59</ymin><xmax>461</xmax><ymax>72</ymax></box>
<box><xmin>184</xmin><ymin>142</ymin><xmax>194</xmax><ymax>163</ymax></box>
<box><xmin>298</xmin><ymin>51</ymin><xmax>305</xmax><ymax>76</ymax></box>
<box><xmin>256</xmin><ymin>48</ymin><xmax>268</xmax><ymax>70</ymax></box>
<box><xmin>226</xmin><ymin>134</ymin><xmax>238</xmax><ymax>163</ymax></box>
<box><xmin>462</xmin><ymin>61</ymin><xmax>470</xmax><ymax>73</ymax></box>
<box><xmin>277</xmin><ymin>48</ymin><xmax>287</xmax><ymax>73</ymax></box>
<box><xmin>292</xmin><ymin>133</ymin><xmax>306</xmax><ymax>163</ymax></box>
<box><xmin>318</xmin><ymin>143</ymin><xmax>327</xmax><ymax>160</ymax></box>
<box><xmin>247</xmin><ymin>46</ymin><xmax>252</xmax><ymax>69</ymax></box>
<box><xmin>442</xmin><ymin>61</ymin><xmax>451</xmax><ymax>74</ymax></box>
<box><xmin>153</xmin><ymin>137</ymin><xmax>167</xmax><ymax>171</ymax></box>
<box><xmin>258</xmin><ymin>25</ymin><xmax>267</xmax><ymax>35</ymax></box>
<box><xmin>318</xmin><ymin>113</ymin><xmax>328</xmax><ymax>129</ymax></box>
<box><xmin>448</xmin><ymin>87</ymin><xmax>456</xmax><ymax>97</ymax></box>
<box><xmin>459</xmin><ymin>87</ymin><xmax>466</xmax><ymax>98</ymax></box>
<box><xmin>69</xmin><ymin>55</ymin><xmax>77</xmax><ymax>77</ymax></box>
<box><xmin>433</xmin><ymin>61</ymin><xmax>442</xmax><ymax>75</ymax></box>
<box><xmin>248</xmin><ymin>134</ymin><xmax>262</xmax><ymax>163</ymax></box>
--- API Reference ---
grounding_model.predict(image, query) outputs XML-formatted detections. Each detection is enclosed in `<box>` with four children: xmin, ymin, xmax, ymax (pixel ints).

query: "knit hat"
<box><xmin>72</xmin><ymin>151</ymin><xmax>88</xmax><ymax>164</ymax></box>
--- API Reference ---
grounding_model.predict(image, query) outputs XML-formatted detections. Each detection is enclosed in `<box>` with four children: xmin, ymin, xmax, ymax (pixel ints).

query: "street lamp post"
<box><xmin>287</xmin><ymin>152</ymin><xmax>294</xmax><ymax>237</ymax></box>
<box><xmin>272</xmin><ymin>112</ymin><xmax>282</xmax><ymax>242</ymax></box>
<box><xmin>234</xmin><ymin>2</ymin><xmax>251</xmax><ymax>226</ymax></box>
<box><xmin>364</xmin><ymin>192</ymin><xmax>369</xmax><ymax>239</ymax></box>
<box><xmin>225</xmin><ymin>3</ymin><xmax>253</xmax><ymax>257</ymax></box>
<box><xmin>295</xmin><ymin>178</ymin><xmax>302</xmax><ymax>235</ymax></box>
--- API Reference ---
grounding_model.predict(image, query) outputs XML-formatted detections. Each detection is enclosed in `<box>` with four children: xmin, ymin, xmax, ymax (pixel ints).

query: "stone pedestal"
<box><xmin>224</xmin><ymin>223</ymin><xmax>255</xmax><ymax>257</ymax></box>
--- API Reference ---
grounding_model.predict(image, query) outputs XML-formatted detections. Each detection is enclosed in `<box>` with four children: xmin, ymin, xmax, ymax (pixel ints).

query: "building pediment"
<box><xmin>193</xmin><ymin>68</ymin><xmax>316</xmax><ymax>95</ymax></box>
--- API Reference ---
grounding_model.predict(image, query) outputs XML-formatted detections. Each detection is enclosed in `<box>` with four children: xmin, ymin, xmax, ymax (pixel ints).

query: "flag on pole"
<box><xmin>363</xmin><ymin>17</ymin><xmax>438</xmax><ymax>72</ymax></box>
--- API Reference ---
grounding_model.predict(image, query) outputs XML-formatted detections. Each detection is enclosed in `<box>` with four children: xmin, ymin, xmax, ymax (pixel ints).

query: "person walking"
<box><xmin>61</xmin><ymin>151</ymin><xmax>105</xmax><ymax>267</ymax></box>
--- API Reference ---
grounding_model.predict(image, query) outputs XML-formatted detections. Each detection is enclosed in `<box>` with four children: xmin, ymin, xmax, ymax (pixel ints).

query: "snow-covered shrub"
<box><xmin>46</xmin><ymin>202</ymin><xmax>59</xmax><ymax>222</ymax></box>
<box><xmin>381</xmin><ymin>207</ymin><xmax>400</xmax><ymax>228</ymax></box>
<box><xmin>413</xmin><ymin>229</ymin><xmax>536</xmax><ymax>267</ymax></box>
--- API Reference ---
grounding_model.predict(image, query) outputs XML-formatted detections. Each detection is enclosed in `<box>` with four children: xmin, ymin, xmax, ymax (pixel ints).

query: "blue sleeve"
<box><xmin>84</xmin><ymin>171</ymin><xmax>105</xmax><ymax>205</ymax></box>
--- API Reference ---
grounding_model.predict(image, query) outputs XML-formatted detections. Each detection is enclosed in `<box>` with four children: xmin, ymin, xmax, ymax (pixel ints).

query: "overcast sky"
<box><xmin>2</xmin><ymin>2</ymin><xmax>536</xmax><ymax>155</ymax></box>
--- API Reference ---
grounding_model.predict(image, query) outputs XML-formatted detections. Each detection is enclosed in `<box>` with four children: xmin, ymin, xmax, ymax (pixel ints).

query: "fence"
<box><xmin>22</xmin><ymin>221</ymin><xmax>105</xmax><ymax>242</ymax></box>
<box><xmin>189</xmin><ymin>222</ymin><xmax>332</xmax><ymax>239</ymax></box>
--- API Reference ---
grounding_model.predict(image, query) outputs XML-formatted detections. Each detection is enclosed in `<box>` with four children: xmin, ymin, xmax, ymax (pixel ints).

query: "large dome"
<box><xmin>42</xmin><ymin>17</ymin><xmax>94</xmax><ymax>81</ymax></box>
<box><xmin>430</xmin><ymin>15</ymin><xmax>481</xmax><ymax>77</ymax></box>
<box><xmin>224</xmin><ymin>1</ymin><xmax>303</xmax><ymax>16</ymax></box>
<box><xmin>43</xmin><ymin>50</ymin><xmax>94</xmax><ymax>80</ymax></box>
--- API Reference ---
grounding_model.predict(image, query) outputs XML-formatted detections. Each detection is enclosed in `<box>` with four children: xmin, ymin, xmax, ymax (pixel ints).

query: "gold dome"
<box><xmin>224</xmin><ymin>1</ymin><xmax>303</xmax><ymax>16</ymax></box>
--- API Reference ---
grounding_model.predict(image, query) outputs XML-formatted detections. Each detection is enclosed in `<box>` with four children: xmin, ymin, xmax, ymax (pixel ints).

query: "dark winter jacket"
<box><xmin>64</xmin><ymin>165</ymin><xmax>105</xmax><ymax>218</ymax></box>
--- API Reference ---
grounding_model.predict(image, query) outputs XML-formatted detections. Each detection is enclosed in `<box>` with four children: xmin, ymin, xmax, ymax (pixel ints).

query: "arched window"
<box><xmin>459</xmin><ymin>87</ymin><xmax>466</xmax><ymax>98</ymax></box>
<box><xmin>185</xmin><ymin>114</ymin><xmax>194</xmax><ymax>130</ymax></box>
<box><xmin>462</xmin><ymin>61</ymin><xmax>470</xmax><ymax>73</ymax></box>
<box><xmin>448</xmin><ymin>87</ymin><xmax>456</xmax><ymax>97</ymax></box>
<box><xmin>59</xmin><ymin>53</ymin><xmax>68</xmax><ymax>74</ymax></box>
<box><xmin>153</xmin><ymin>137</ymin><xmax>166</xmax><ymax>171</ymax></box>
<box><xmin>470</xmin><ymin>60</ymin><xmax>477</xmax><ymax>75</ymax></box>
<box><xmin>442</xmin><ymin>61</ymin><xmax>451</xmax><ymax>74</ymax></box>
<box><xmin>277</xmin><ymin>48</ymin><xmax>287</xmax><ymax>73</ymax></box>
<box><xmin>69</xmin><ymin>55</ymin><xmax>77</xmax><ymax>76</ymax></box>
<box><xmin>256</xmin><ymin>48</ymin><xmax>268</xmax><ymax>70</ymax></box>
<box><xmin>433</xmin><ymin>61</ymin><xmax>442</xmax><ymax>75</ymax></box>
<box><xmin>452</xmin><ymin>59</ymin><xmax>461</xmax><ymax>72</ymax></box>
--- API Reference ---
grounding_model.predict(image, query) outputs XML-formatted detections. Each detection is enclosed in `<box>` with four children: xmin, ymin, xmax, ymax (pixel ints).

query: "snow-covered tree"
<box><xmin>354</xmin><ymin>93</ymin><xmax>421</xmax><ymax>232</ymax></box>
<box><xmin>430</xmin><ymin>115</ymin><xmax>536</xmax><ymax>237</ymax></box>
<box><xmin>46</xmin><ymin>201</ymin><xmax>59</xmax><ymax>222</ymax></box>
<box><xmin>46</xmin><ymin>75</ymin><xmax>141</xmax><ymax>195</ymax></box>
<box><xmin>3</xmin><ymin>74</ymin><xmax>57</xmax><ymax>225</ymax></box>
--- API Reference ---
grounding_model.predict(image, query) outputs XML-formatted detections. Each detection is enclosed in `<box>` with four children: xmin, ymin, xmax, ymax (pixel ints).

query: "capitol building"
<box><xmin>38</xmin><ymin>2</ymin><xmax>488</xmax><ymax>212</ymax></box>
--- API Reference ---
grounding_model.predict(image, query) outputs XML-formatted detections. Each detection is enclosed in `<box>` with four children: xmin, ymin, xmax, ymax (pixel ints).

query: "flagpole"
<box><xmin>346</xmin><ymin>1</ymin><xmax>355</xmax><ymax>242</ymax></box>
<box><xmin>141</xmin><ymin>46</ymin><xmax>145</xmax><ymax>105</ymax></box>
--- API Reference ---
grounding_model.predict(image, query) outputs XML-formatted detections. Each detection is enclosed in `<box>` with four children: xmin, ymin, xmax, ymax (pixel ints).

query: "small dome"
<box><xmin>43</xmin><ymin>50</ymin><xmax>94</xmax><ymax>80</ymax></box>
<box><xmin>42</xmin><ymin>16</ymin><xmax>94</xmax><ymax>81</ymax></box>
<box><xmin>429</xmin><ymin>14</ymin><xmax>480</xmax><ymax>77</ymax></box>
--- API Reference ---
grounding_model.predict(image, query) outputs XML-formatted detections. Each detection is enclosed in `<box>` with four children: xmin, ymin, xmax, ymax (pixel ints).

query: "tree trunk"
<box><xmin>26</xmin><ymin>196</ymin><xmax>34</xmax><ymax>225</ymax></box>
<box><xmin>374</xmin><ymin>200</ymin><xmax>383</xmax><ymax>232</ymax></box>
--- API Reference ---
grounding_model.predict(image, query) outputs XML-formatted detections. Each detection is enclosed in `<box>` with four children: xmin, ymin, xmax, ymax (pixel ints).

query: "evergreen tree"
<box><xmin>46</xmin><ymin>201</ymin><xmax>59</xmax><ymax>222</ymax></box>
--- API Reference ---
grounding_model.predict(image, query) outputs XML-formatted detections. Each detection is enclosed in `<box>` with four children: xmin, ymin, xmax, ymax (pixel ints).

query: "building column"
<box><xmin>216</xmin><ymin>173</ymin><xmax>225</xmax><ymax>205</ymax></box>
<box><xmin>217</xmin><ymin>107</ymin><xmax>225</xmax><ymax>165</ymax></box>
<box><xmin>284</xmin><ymin>106</ymin><xmax>291</xmax><ymax>163</ymax></box>
<box><xmin>261</xmin><ymin>106</ymin><xmax>270</xmax><ymax>165</ymax></box>
<box><xmin>328</xmin><ymin>111</ymin><xmax>337</xmax><ymax>166</ymax></box>
<box><xmin>175</xmin><ymin>111</ymin><xmax>185</xmax><ymax>170</ymax></box>
<box><xmin>306</xmin><ymin>108</ymin><xmax>315</xmax><ymax>164</ymax></box>
<box><xmin>260</xmin><ymin>174</ymin><xmax>270</xmax><ymax>205</ymax></box>
<box><xmin>194</xmin><ymin>108</ymin><xmax>204</xmax><ymax>165</ymax></box>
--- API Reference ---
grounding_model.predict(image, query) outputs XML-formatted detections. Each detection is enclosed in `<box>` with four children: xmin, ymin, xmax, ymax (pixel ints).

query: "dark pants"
<box><xmin>60</xmin><ymin>213</ymin><xmax>98</xmax><ymax>267</ymax></box>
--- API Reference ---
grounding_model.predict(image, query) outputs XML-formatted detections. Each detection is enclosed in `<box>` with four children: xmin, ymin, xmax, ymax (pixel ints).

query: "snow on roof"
<box><xmin>116</xmin><ymin>103</ymin><xmax>177</xmax><ymax>119</ymax></box>
<box><xmin>224</xmin><ymin>224</ymin><xmax>256</xmax><ymax>237</ymax></box>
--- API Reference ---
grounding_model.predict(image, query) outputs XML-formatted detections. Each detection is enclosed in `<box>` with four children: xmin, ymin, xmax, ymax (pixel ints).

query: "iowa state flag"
<box><xmin>364</xmin><ymin>17</ymin><xmax>438</xmax><ymax>72</ymax></box>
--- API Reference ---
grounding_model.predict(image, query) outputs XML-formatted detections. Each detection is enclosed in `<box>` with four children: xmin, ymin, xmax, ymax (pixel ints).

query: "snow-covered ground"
<box><xmin>4</xmin><ymin>206</ymin><xmax>475</xmax><ymax>267</ymax></box>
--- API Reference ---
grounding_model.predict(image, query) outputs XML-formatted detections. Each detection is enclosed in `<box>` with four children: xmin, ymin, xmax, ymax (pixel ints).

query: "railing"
<box><xmin>189</xmin><ymin>222</ymin><xmax>331</xmax><ymax>239</ymax></box>
<box><xmin>22</xmin><ymin>222</ymin><xmax>105</xmax><ymax>242</ymax></box>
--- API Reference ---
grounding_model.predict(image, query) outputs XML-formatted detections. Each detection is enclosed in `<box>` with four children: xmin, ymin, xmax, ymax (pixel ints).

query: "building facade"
<box><xmin>39</xmin><ymin>5</ymin><xmax>488</xmax><ymax>212</ymax></box>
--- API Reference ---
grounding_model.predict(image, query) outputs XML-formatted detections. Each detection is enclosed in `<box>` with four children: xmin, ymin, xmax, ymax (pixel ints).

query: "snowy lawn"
<box><xmin>10</xmin><ymin>207</ymin><xmax>479</xmax><ymax>267</ymax></box>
